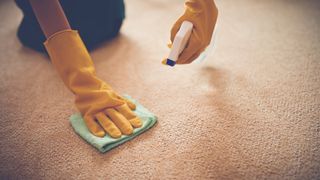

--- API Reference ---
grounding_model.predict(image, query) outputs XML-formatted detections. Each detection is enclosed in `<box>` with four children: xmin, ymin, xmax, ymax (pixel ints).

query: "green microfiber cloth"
<box><xmin>69</xmin><ymin>95</ymin><xmax>157</xmax><ymax>153</ymax></box>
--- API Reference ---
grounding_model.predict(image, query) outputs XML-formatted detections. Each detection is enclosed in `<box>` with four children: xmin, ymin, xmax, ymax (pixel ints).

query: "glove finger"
<box><xmin>84</xmin><ymin>115</ymin><xmax>106</xmax><ymax>137</ymax></box>
<box><xmin>170</xmin><ymin>17</ymin><xmax>185</xmax><ymax>42</ymax></box>
<box><xmin>185</xmin><ymin>0</ymin><xmax>203</xmax><ymax>13</ymax></box>
<box><xmin>162</xmin><ymin>39</ymin><xmax>201</xmax><ymax>65</ymax></box>
<box><xmin>161</xmin><ymin>58</ymin><xmax>168</xmax><ymax>65</ymax></box>
<box><xmin>123</xmin><ymin>98</ymin><xmax>136</xmax><ymax>110</ymax></box>
<box><xmin>109</xmin><ymin>92</ymin><xmax>135</xmax><ymax>110</ymax></box>
<box><xmin>110</xmin><ymin>91</ymin><xmax>124</xmax><ymax>101</ymax></box>
<box><xmin>176</xmin><ymin>50</ymin><xmax>201</xmax><ymax>64</ymax></box>
<box><xmin>95</xmin><ymin>112</ymin><xmax>122</xmax><ymax>138</ymax></box>
<box><xmin>105</xmin><ymin>108</ymin><xmax>133</xmax><ymax>135</ymax></box>
<box><xmin>115</xmin><ymin>104</ymin><xmax>142</xmax><ymax>128</ymax></box>
<box><xmin>115</xmin><ymin>104</ymin><xmax>136</xmax><ymax>119</ymax></box>
<box><xmin>176</xmin><ymin>31</ymin><xmax>203</xmax><ymax>64</ymax></box>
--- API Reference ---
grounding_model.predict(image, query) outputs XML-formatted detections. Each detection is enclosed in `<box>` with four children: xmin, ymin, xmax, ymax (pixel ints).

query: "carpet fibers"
<box><xmin>0</xmin><ymin>0</ymin><xmax>319</xmax><ymax>179</ymax></box>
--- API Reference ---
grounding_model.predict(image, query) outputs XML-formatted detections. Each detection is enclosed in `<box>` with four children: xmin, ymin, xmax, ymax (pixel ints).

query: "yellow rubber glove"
<box><xmin>44</xmin><ymin>30</ymin><xmax>142</xmax><ymax>138</ymax></box>
<box><xmin>164</xmin><ymin>0</ymin><xmax>218</xmax><ymax>65</ymax></box>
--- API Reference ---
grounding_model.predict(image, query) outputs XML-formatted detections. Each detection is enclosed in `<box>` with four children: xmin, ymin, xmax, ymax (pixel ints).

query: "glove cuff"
<box><xmin>44</xmin><ymin>30</ymin><xmax>123</xmax><ymax>116</ymax></box>
<box><xmin>44</xmin><ymin>30</ymin><xmax>110</xmax><ymax>92</ymax></box>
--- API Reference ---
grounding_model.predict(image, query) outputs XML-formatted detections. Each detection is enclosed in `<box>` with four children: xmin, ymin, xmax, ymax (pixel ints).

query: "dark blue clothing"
<box><xmin>15</xmin><ymin>0</ymin><xmax>125</xmax><ymax>53</ymax></box>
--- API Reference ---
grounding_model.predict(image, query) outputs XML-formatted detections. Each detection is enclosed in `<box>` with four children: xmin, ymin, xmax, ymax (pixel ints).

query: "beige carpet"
<box><xmin>0</xmin><ymin>0</ymin><xmax>319</xmax><ymax>179</ymax></box>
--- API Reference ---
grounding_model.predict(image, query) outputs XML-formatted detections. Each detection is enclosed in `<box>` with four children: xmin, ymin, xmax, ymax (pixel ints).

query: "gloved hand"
<box><xmin>163</xmin><ymin>0</ymin><xmax>218</xmax><ymax>65</ymax></box>
<box><xmin>44</xmin><ymin>30</ymin><xmax>142</xmax><ymax>138</ymax></box>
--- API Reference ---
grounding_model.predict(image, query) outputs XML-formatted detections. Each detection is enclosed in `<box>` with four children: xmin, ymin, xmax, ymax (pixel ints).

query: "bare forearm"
<box><xmin>28</xmin><ymin>0</ymin><xmax>71</xmax><ymax>38</ymax></box>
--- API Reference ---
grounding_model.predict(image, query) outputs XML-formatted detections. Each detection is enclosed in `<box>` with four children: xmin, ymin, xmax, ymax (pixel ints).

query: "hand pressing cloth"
<box><xmin>70</xmin><ymin>95</ymin><xmax>157</xmax><ymax>153</ymax></box>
